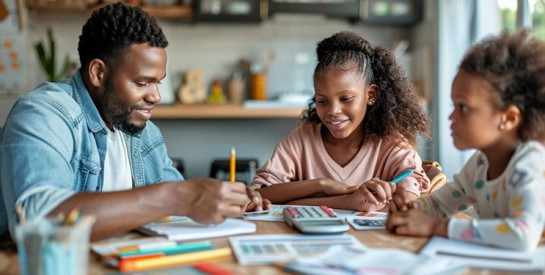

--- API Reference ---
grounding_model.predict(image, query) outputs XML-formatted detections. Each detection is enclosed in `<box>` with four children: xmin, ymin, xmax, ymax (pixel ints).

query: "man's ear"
<box><xmin>87</xmin><ymin>59</ymin><xmax>107</xmax><ymax>88</ymax></box>
<box><xmin>502</xmin><ymin>105</ymin><xmax>522</xmax><ymax>131</ymax></box>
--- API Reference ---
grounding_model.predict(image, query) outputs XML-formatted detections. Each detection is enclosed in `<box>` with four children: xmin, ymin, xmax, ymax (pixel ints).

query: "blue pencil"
<box><xmin>391</xmin><ymin>170</ymin><xmax>413</xmax><ymax>184</ymax></box>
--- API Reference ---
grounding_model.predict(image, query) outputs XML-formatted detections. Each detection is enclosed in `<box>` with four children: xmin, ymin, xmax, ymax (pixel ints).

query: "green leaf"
<box><xmin>34</xmin><ymin>42</ymin><xmax>50</xmax><ymax>80</ymax></box>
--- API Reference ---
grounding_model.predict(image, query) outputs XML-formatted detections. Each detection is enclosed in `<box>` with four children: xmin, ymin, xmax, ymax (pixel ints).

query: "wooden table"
<box><xmin>0</xmin><ymin>221</ymin><xmax>541</xmax><ymax>274</ymax></box>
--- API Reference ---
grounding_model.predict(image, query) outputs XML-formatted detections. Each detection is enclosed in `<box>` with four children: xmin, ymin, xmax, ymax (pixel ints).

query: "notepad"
<box><xmin>137</xmin><ymin>217</ymin><xmax>256</xmax><ymax>241</ymax></box>
<box><xmin>419</xmin><ymin>236</ymin><xmax>545</xmax><ymax>272</ymax></box>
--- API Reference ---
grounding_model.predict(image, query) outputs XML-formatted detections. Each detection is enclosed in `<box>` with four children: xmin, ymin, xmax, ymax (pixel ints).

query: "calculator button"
<box><xmin>320</xmin><ymin>206</ymin><xmax>337</xmax><ymax>217</ymax></box>
<box><xmin>286</xmin><ymin>207</ymin><xmax>299</xmax><ymax>218</ymax></box>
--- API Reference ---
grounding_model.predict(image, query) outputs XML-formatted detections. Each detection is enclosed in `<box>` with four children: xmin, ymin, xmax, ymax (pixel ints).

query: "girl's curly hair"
<box><xmin>302</xmin><ymin>31</ymin><xmax>430</xmax><ymax>147</ymax></box>
<box><xmin>460</xmin><ymin>29</ymin><xmax>545</xmax><ymax>142</ymax></box>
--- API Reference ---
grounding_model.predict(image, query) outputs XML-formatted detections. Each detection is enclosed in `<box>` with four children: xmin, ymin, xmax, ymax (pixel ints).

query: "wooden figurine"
<box><xmin>178</xmin><ymin>69</ymin><xmax>206</xmax><ymax>104</ymax></box>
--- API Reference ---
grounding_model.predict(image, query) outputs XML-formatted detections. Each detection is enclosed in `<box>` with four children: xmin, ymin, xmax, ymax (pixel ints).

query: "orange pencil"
<box><xmin>230</xmin><ymin>147</ymin><xmax>236</xmax><ymax>182</ymax></box>
<box><xmin>118</xmin><ymin>247</ymin><xmax>232</xmax><ymax>272</ymax></box>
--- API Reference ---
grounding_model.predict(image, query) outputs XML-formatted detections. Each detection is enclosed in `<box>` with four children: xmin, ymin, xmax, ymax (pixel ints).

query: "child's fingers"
<box><xmin>389</xmin><ymin>200</ymin><xmax>401</xmax><ymax>213</ymax></box>
<box><xmin>262</xmin><ymin>199</ymin><xmax>272</xmax><ymax>210</ymax></box>
<box><xmin>359</xmin><ymin>187</ymin><xmax>380</xmax><ymax>205</ymax></box>
<box><xmin>365</xmin><ymin>180</ymin><xmax>392</xmax><ymax>202</ymax></box>
<box><xmin>409</xmin><ymin>201</ymin><xmax>420</xmax><ymax>210</ymax></box>
<box><xmin>391</xmin><ymin>195</ymin><xmax>408</xmax><ymax>212</ymax></box>
<box><xmin>386</xmin><ymin>212</ymin><xmax>408</xmax><ymax>232</ymax></box>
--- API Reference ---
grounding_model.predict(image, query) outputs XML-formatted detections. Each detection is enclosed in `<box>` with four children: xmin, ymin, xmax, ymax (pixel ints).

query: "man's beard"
<box><xmin>100</xmin><ymin>77</ymin><xmax>145</xmax><ymax>135</ymax></box>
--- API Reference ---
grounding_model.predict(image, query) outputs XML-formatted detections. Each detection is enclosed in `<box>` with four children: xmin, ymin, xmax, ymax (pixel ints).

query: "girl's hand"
<box><xmin>244</xmin><ymin>185</ymin><xmax>272</xmax><ymax>212</ymax></box>
<box><xmin>318</xmin><ymin>179</ymin><xmax>359</xmax><ymax>196</ymax></box>
<box><xmin>386</xmin><ymin>207</ymin><xmax>448</xmax><ymax>237</ymax></box>
<box><xmin>389</xmin><ymin>186</ymin><xmax>419</xmax><ymax>213</ymax></box>
<box><xmin>344</xmin><ymin>178</ymin><xmax>395</xmax><ymax>211</ymax></box>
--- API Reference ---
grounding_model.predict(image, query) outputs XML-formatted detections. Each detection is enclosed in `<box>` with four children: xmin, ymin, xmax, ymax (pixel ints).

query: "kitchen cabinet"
<box><xmin>25</xmin><ymin>0</ymin><xmax>193</xmax><ymax>19</ymax></box>
<box><xmin>153</xmin><ymin>103</ymin><xmax>304</xmax><ymax>119</ymax></box>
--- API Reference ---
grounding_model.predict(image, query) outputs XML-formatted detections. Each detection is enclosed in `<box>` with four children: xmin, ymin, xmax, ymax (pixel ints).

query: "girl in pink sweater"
<box><xmin>251</xmin><ymin>31</ymin><xmax>430</xmax><ymax>212</ymax></box>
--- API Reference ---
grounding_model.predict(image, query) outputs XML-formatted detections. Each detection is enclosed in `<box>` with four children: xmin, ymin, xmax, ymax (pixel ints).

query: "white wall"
<box><xmin>1</xmin><ymin>10</ymin><xmax>413</xmax><ymax>179</ymax></box>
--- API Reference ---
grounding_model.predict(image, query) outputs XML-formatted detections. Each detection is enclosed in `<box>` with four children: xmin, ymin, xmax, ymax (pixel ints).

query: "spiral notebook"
<box><xmin>137</xmin><ymin>216</ymin><xmax>256</xmax><ymax>241</ymax></box>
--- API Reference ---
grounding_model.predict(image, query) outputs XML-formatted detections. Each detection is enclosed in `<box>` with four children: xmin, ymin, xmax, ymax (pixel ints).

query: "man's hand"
<box><xmin>177</xmin><ymin>178</ymin><xmax>250</xmax><ymax>224</ymax></box>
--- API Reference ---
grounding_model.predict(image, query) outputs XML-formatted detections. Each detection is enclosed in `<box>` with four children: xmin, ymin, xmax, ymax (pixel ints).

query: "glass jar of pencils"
<box><xmin>14</xmin><ymin>212</ymin><xmax>95</xmax><ymax>275</ymax></box>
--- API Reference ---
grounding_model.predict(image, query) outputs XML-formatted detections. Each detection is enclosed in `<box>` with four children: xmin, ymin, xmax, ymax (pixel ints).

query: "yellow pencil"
<box><xmin>118</xmin><ymin>247</ymin><xmax>232</xmax><ymax>272</ymax></box>
<box><xmin>230</xmin><ymin>147</ymin><xmax>236</xmax><ymax>182</ymax></box>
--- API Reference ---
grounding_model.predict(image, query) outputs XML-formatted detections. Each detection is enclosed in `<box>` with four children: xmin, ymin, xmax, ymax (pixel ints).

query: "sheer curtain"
<box><xmin>435</xmin><ymin>0</ymin><xmax>500</xmax><ymax>179</ymax></box>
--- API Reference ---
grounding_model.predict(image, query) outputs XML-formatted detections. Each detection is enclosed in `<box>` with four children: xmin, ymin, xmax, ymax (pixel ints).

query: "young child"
<box><xmin>387</xmin><ymin>29</ymin><xmax>545</xmax><ymax>251</ymax></box>
<box><xmin>250</xmin><ymin>31</ymin><xmax>431</xmax><ymax>212</ymax></box>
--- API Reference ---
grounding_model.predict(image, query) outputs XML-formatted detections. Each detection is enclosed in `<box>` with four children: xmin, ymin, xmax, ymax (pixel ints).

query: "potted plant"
<box><xmin>34</xmin><ymin>27</ymin><xmax>70</xmax><ymax>82</ymax></box>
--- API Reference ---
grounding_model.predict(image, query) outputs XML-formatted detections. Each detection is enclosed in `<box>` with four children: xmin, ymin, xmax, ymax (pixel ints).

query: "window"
<box><xmin>498</xmin><ymin>0</ymin><xmax>545</xmax><ymax>40</ymax></box>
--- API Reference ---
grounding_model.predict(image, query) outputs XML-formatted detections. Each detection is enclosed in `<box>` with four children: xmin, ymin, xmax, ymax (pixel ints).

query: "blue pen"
<box><xmin>391</xmin><ymin>170</ymin><xmax>413</xmax><ymax>184</ymax></box>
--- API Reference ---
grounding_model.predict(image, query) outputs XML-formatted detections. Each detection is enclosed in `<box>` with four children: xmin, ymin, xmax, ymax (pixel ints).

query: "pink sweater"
<box><xmin>251</xmin><ymin>123</ymin><xmax>429</xmax><ymax>196</ymax></box>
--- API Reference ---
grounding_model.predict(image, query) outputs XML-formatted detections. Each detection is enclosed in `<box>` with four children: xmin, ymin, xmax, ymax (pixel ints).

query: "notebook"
<box><xmin>419</xmin><ymin>236</ymin><xmax>545</xmax><ymax>272</ymax></box>
<box><xmin>137</xmin><ymin>216</ymin><xmax>256</xmax><ymax>241</ymax></box>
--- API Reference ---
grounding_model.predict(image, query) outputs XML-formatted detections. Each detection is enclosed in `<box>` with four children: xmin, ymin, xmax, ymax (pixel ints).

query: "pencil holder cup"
<box><xmin>14</xmin><ymin>216</ymin><xmax>95</xmax><ymax>275</ymax></box>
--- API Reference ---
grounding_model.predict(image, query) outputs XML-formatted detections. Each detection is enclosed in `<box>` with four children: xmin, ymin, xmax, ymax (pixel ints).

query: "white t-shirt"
<box><xmin>102</xmin><ymin>128</ymin><xmax>133</xmax><ymax>191</ymax></box>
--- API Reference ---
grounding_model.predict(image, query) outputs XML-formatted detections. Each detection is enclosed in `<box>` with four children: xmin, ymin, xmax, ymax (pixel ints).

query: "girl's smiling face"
<box><xmin>314</xmin><ymin>68</ymin><xmax>376</xmax><ymax>140</ymax></box>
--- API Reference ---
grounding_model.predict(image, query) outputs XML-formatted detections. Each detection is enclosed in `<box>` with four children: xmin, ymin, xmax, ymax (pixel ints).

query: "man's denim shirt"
<box><xmin>0</xmin><ymin>70</ymin><xmax>183</xmax><ymax>237</ymax></box>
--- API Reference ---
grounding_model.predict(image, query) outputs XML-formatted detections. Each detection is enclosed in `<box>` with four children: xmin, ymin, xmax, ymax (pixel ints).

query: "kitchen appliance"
<box><xmin>195</xmin><ymin>0</ymin><xmax>268</xmax><ymax>22</ymax></box>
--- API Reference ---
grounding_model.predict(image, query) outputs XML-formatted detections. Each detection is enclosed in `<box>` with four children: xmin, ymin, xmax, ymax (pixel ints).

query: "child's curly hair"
<box><xmin>460</xmin><ymin>29</ymin><xmax>545</xmax><ymax>142</ymax></box>
<box><xmin>302</xmin><ymin>31</ymin><xmax>430</xmax><ymax>147</ymax></box>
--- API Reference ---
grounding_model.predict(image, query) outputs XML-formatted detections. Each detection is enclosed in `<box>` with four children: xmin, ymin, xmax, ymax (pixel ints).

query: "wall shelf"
<box><xmin>152</xmin><ymin>103</ymin><xmax>304</xmax><ymax>119</ymax></box>
<box><xmin>25</xmin><ymin>0</ymin><xmax>193</xmax><ymax>19</ymax></box>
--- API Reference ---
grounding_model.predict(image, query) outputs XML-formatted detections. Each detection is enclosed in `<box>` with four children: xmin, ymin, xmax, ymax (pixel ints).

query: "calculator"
<box><xmin>353</xmin><ymin>219</ymin><xmax>386</xmax><ymax>228</ymax></box>
<box><xmin>282</xmin><ymin>206</ymin><xmax>349</xmax><ymax>234</ymax></box>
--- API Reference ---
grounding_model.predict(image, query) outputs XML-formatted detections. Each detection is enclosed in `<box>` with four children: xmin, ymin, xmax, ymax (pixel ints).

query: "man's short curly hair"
<box><xmin>78</xmin><ymin>2</ymin><xmax>168</xmax><ymax>70</ymax></box>
<box><xmin>460</xmin><ymin>29</ymin><xmax>545</xmax><ymax>142</ymax></box>
<box><xmin>302</xmin><ymin>31</ymin><xmax>430</xmax><ymax>147</ymax></box>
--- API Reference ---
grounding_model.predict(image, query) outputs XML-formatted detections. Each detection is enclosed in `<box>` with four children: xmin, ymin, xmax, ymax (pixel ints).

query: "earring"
<box><xmin>499</xmin><ymin>123</ymin><xmax>505</xmax><ymax>130</ymax></box>
<box><xmin>368</xmin><ymin>100</ymin><xmax>375</xmax><ymax>106</ymax></box>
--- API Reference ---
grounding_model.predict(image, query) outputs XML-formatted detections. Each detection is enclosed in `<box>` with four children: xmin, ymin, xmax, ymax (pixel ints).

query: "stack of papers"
<box><xmin>420</xmin><ymin>236</ymin><xmax>545</xmax><ymax>272</ymax></box>
<box><xmin>137</xmin><ymin>217</ymin><xmax>256</xmax><ymax>241</ymax></box>
<box><xmin>282</xmin><ymin>246</ymin><xmax>467</xmax><ymax>275</ymax></box>
<box><xmin>229</xmin><ymin>234</ymin><xmax>367</xmax><ymax>265</ymax></box>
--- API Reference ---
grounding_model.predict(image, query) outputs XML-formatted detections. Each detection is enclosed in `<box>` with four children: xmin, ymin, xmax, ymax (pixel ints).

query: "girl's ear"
<box><xmin>501</xmin><ymin>105</ymin><xmax>522</xmax><ymax>131</ymax></box>
<box><xmin>88</xmin><ymin>59</ymin><xmax>107</xmax><ymax>88</ymax></box>
<box><xmin>367</xmin><ymin>84</ymin><xmax>378</xmax><ymax>105</ymax></box>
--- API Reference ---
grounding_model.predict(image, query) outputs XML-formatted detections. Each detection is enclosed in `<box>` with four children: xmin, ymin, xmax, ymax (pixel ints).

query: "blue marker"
<box><xmin>391</xmin><ymin>170</ymin><xmax>413</xmax><ymax>184</ymax></box>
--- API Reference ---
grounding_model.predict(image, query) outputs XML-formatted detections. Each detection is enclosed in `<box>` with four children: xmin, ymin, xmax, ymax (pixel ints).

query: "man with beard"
<box><xmin>0</xmin><ymin>2</ymin><xmax>269</xmax><ymax>241</ymax></box>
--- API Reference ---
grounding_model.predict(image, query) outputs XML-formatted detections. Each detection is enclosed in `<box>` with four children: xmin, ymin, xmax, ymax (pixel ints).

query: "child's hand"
<box><xmin>243</xmin><ymin>185</ymin><xmax>272</xmax><ymax>213</ymax></box>
<box><xmin>318</xmin><ymin>179</ymin><xmax>359</xmax><ymax>196</ymax></box>
<box><xmin>389</xmin><ymin>186</ymin><xmax>419</xmax><ymax>213</ymax></box>
<box><xmin>361</xmin><ymin>178</ymin><xmax>396</xmax><ymax>204</ymax></box>
<box><xmin>386</xmin><ymin>208</ymin><xmax>448</xmax><ymax>237</ymax></box>
<box><xmin>344</xmin><ymin>178</ymin><xmax>396</xmax><ymax>211</ymax></box>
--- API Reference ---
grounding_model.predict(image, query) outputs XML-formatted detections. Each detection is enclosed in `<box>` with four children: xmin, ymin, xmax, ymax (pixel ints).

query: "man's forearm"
<box><xmin>50</xmin><ymin>183</ymin><xmax>180</xmax><ymax>241</ymax></box>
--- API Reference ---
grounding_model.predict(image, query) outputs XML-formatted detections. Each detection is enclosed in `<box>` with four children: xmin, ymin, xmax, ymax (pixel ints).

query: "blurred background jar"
<box><xmin>228</xmin><ymin>71</ymin><xmax>245</xmax><ymax>105</ymax></box>
<box><xmin>250</xmin><ymin>62</ymin><xmax>266</xmax><ymax>100</ymax></box>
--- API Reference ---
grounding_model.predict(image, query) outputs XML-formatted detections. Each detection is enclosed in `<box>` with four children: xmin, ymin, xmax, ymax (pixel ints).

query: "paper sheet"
<box><xmin>229</xmin><ymin>234</ymin><xmax>367</xmax><ymax>265</ymax></box>
<box><xmin>420</xmin><ymin>236</ymin><xmax>545</xmax><ymax>272</ymax></box>
<box><xmin>138</xmin><ymin>217</ymin><xmax>256</xmax><ymax>241</ymax></box>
